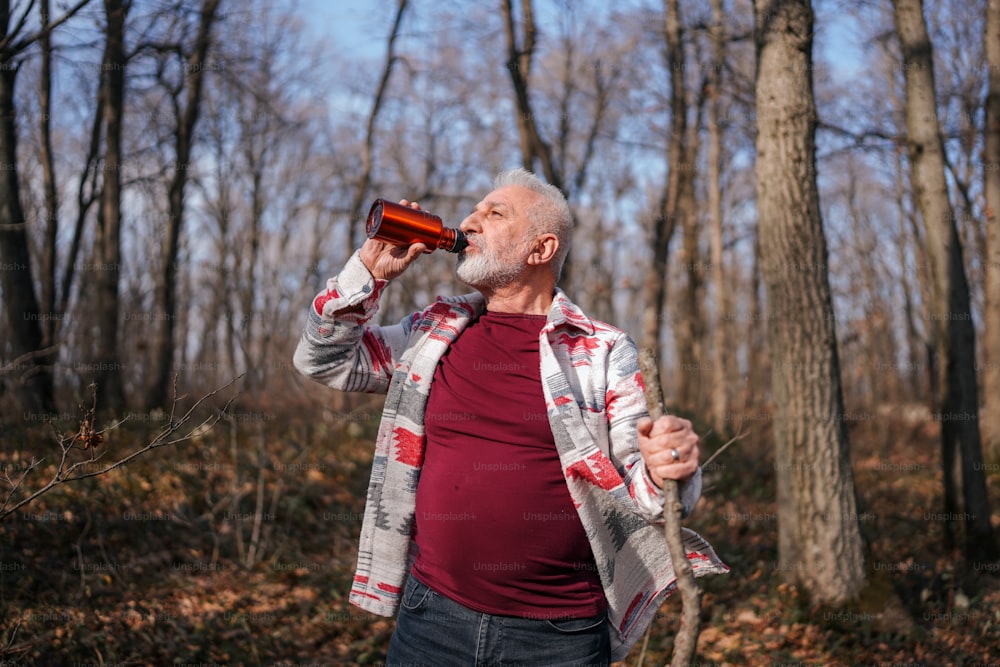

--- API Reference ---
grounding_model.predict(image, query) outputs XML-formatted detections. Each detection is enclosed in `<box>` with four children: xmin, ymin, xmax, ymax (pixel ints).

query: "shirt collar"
<box><xmin>436</xmin><ymin>288</ymin><xmax>594</xmax><ymax>335</ymax></box>
<box><xmin>544</xmin><ymin>288</ymin><xmax>595</xmax><ymax>335</ymax></box>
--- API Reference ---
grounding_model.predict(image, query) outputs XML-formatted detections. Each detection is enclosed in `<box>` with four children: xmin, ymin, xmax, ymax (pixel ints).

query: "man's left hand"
<box><xmin>637</xmin><ymin>415</ymin><xmax>700</xmax><ymax>488</ymax></box>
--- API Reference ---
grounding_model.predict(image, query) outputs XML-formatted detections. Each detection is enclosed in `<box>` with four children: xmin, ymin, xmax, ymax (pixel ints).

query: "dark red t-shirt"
<box><xmin>411</xmin><ymin>310</ymin><xmax>605</xmax><ymax>619</ymax></box>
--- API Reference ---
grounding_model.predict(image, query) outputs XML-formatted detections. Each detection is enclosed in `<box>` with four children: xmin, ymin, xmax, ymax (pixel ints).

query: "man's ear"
<box><xmin>527</xmin><ymin>234</ymin><xmax>559</xmax><ymax>267</ymax></box>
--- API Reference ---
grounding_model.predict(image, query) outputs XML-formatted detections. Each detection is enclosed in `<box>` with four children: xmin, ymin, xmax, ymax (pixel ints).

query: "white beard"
<box><xmin>455</xmin><ymin>234</ymin><xmax>529</xmax><ymax>290</ymax></box>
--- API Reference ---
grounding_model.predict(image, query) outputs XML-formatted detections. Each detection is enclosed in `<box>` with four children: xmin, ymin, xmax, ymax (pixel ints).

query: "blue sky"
<box><xmin>297</xmin><ymin>1</ymin><xmax>398</xmax><ymax>59</ymax></box>
<box><xmin>295</xmin><ymin>0</ymin><xmax>866</xmax><ymax>81</ymax></box>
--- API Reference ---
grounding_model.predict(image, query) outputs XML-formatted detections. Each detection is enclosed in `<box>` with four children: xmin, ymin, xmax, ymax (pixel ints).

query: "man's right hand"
<box><xmin>359</xmin><ymin>200</ymin><xmax>429</xmax><ymax>280</ymax></box>
<box><xmin>359</xmin><ymin>238</ymin><xmax>427</xmax><ymax>280</ymax></box>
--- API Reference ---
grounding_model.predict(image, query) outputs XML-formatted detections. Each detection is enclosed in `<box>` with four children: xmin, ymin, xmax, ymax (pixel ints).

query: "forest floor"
<box><xmin>1</xmin><ymin>395</ymin><xmax>999</xmax><ymax>667</ymax></box>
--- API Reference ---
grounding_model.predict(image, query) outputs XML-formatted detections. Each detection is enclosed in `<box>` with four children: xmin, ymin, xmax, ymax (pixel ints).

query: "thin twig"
<box><xmin>703</xmin><ymin>428</ymin><xmax>750</xmax><ymax>470</ymax></box>
<box><xmin>0</xmin><ymin>344</ymin><xmax>60</xmax><ymax>375</ymax></box>
<box><xmin>3</xmin><ymin>619</ymin><xmax>21</xmax><ymax>654</ymax></box>
<box><xmin>635</xmin><ymin>623</ymin><xmax>651</xmax><ymax>667</ymax></box>
<box><xmin>247</xmin><ymin>421</ymin><xmax>267</xmax><ymax>568</ymax></box>
<box><xmin>0</xmin><ymin>375</ymin><xmax>244</xmax><ymax>522</ymax></box>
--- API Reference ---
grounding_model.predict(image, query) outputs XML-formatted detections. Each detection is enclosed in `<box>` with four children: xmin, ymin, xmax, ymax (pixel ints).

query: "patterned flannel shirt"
<box><xmin>293</xmin><ymin>251</ymin><xmax>728</xmax><ymax>660</ymax></box>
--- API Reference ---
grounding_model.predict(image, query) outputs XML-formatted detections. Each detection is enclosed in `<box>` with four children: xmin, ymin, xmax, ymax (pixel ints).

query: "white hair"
<box><xmin>493</xmin><ymin>168</ymin><xmax>573</xmax><ymax>282</ymax></box>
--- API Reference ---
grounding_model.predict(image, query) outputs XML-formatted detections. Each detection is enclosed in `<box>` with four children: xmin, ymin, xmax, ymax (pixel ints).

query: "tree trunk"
<box><xmin>747</xmin><ymin>226</ymin><xmax>766</xmax><ymax>410</ymax></box>
<box><xmin>675</xmin><ymin>81</ymin><xmax>705</xmax><ymax>412</ymax></box>
<box><xmin>500</xmin><ymin>0</ymin><xmax>572</xmax><ymax>291</ymax></box>
<box><xmin>754</xmin><ymin>0</ymin><xmax>866</xmax><ymax>602</ymax></box>
<box><xmin>984</xmin><ymin>0</ymin><xmax>1000</xmax><ymax>463</ymax></box>
<box><xmin>202</xmin><ymin>105</ymin><xmax>236</xmax><ymax>387</ymax></box>
<box><xmin>146</xmin><ymin>0</ymin><xmax>221</xmax><ymax>409</ymax></box>
<box><xmin>640</xmin><ymin>0</ymin><xmax>687</xmax><ymax>357</ymax></box>
<box><xmin>58</xmin><ymin>98</ymin><xmax>103</xmax><ymax>332</ymax></box>
<box><xmin>240</xmin><ymin>125</ymin><xmax>264</xmax><ymax>385</ymax></box>
<box><xmin>845</xmin><ymin>166</ymin><xmax>892</xmax><ymax>404</ymax></box>
<box><xmin>708</xmin><ymin>0</ymin><xmax>728</xmax><ymax>434</ymax></box>
<box><xmin>91</xmin><ymin>0</ymin><xmax>127</xmax><ymax>412</ymax></box>
<box><xmin>500</xmin><ymin>0</ymin><xmax>561</xmax><ymax>192</ymax></box>
<box><xmin>38</xmin><ymin>0</ymin><xmax>58</xmax><ymax>352</ymax></box>
<box><xmin>890</xmin><ymin>132</ymin><xmax>926</xmax><ymax>401</ymax></box>
<box><xmin>892</xmin><ymin>0</ymin><xmax>998</xmax><ymax>561</ymax></box>
<box><xmin>0</xmin><ymin>3</ymin><xmax>55</xmax><ymax>414</ymax></box>
<box><xmin>896</xmin><ymin>136</ymin><xmax>939</xmax><ymax>405</ymax></box>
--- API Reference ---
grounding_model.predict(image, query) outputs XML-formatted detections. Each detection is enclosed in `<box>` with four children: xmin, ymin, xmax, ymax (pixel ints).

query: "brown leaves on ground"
<box><xmin>1</xmin><ymin>410</ymin><xmax>998</xmax><ymax>666</ymax></box>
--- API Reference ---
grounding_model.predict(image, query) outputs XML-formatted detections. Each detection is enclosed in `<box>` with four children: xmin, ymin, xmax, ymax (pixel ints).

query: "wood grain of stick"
<box><xmin>638</xmin><ymin>347</ymin><xmax>703</xmax><ymax>667</ymax></box>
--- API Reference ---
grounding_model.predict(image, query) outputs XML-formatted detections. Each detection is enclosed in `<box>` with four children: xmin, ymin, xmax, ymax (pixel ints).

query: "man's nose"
<box><xmin>459</xmin><ymin>213</ymin><xmax>481</xmax><ymax>235</ymax></box>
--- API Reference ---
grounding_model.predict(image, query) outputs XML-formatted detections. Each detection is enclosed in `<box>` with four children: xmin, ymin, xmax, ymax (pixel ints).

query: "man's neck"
<box><xmin>479</xmin><ymin>281</ymin><xmax>555</xmax><ymax>315</ymax></box>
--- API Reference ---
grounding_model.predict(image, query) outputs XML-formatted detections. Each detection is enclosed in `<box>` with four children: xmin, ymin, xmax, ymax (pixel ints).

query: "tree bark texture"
<box><xmin>983</xmin><ymin>0</ymin><xmax>1000</xmax><ymax>463</ymax></box>
<box><xmin>708</xmin><ymin>0</ymin><xmax>729</xmax><ymax>434</ymax></box>
<box><xmin>675</xmin><ymin>82</ymin><xmax>705</xmax><ymax>413</ymax></box>
<box><xmin>754</xmin><ymin>0</ymin><xmax>867</xmax><ymax>602</ymax></box>
<box><xmin>0</xmin><ymin>1</ymin><xmax>55</xmax><ymax>414</ymax></box>
<box><xmin>888</xmin><ymin>86</ymin><xmax>938</xmax><ymax>404</ymax></box>
<box><xmin>39</xmin><ymin>0</ymin><xmax>58</xmax><ymax>352</ymax></box>
<box><xmin>892</xmin><ymin>0</ymin><xmax>998</xmax><ymax>561</ymax></box>
<box><xmin>92</xmin><ymin>0</ymin><xmax>128</xmax><ymax>412</ymax></box>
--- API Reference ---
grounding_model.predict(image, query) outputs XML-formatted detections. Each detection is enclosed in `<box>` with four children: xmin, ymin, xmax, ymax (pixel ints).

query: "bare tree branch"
<box><xmin>702</xmin><ymin>428</ymin><xmax>749</xmax><ymax>471</ymax></box>
<box><xmin>0</xmin><ymin>375</ymin><xmax>244</xmax><ymax>522</ymax></box>
<box><xmin>347</xmin><ymin>0</ymin><xmax>409</xmax><ymax>254</ymax></box>
<box><xmin>0</xmin><ymin>0</ymin><xmax>92</xmax><ymax>57</ymax></box>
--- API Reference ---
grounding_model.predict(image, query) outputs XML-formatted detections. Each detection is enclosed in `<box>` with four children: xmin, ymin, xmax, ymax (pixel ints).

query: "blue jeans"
<box><xmin>385</xmin><ymin>575</ymin><xmax>611</xmax><ymax>667</ymax></box>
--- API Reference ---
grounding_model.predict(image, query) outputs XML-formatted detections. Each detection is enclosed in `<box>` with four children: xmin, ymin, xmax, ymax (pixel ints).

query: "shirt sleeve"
<box><xmin>292</xmin><ymin>250</ymin><xmax>415</xmax><ymax>395</ymax></box>
<box><xmin>605</xmin><ymin>332</ymin><xmax>703</xmax><ymax>523</ymax></box>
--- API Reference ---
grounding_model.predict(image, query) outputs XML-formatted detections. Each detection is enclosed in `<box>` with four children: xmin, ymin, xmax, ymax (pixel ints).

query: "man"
<box><xmin>294</xmin><ymin>168</ymin><xmax>726</xmax><ymax>666</ymax></box>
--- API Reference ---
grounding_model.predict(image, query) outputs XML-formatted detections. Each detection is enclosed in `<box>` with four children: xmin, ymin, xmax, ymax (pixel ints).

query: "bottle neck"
<box><xmin>439</xmin><ymin>228</ymin><xmax>469</xmax><ymax>253</ymax></box>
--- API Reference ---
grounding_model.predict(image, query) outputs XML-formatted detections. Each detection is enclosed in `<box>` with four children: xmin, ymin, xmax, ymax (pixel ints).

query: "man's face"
<box><xmin>455</xmin><ymin>185</ymin><xmax>538</xmax><ymax>290</ymax></box>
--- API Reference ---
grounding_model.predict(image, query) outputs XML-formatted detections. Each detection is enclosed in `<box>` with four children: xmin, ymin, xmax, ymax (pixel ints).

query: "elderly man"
<box><xmin>294</xmin><ymin>168</ymin><xmax>726</xmax><ymax>666</ymax></box>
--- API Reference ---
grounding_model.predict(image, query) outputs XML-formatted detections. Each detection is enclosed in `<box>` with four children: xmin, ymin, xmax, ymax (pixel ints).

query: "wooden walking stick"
<box><xmin>638</xmin><ymin>347</ymin><xmax>702</xmax><ymax>666</ymax></box>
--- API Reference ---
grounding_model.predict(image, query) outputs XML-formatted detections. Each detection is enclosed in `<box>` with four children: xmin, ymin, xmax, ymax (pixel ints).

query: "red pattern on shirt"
<box><xmin>565</xmin><ymin>451</ymin><xmax>623</xmax><ymax>491</ymax></box>
<box><xmin>363</xmin><ymin>330</ymin><xmax>392</xmax><ymax>375</ymax></box>
<box><xmin>392</xmin><ymin>427</ymin><xmax>425</xmax><ymax>467</ymax></box>
<box><xmin>313</xmin><ymin>288</ymin><xmax>340</xmax><ymax>315</ymax></box>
